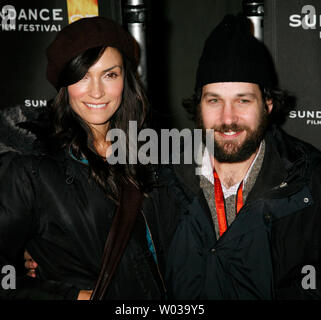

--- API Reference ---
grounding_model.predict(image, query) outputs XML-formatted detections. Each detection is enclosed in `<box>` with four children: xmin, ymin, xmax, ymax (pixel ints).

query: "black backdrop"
<box><xmin>147</xmin><ymin>0</ymin><xmax>243</xmax><ymax>130</ymax></box>
<box><xmin>1</xmin><ymin>0</ymin><xmax>320</xmax><ymax>150</ymax></box>
<box><xmin>264</xmin><ymin>0</ymin><xmax>321</xmax><ymax>150</ymax></box>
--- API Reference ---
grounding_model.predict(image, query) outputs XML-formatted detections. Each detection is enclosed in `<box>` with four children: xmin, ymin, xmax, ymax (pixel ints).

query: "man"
<box><xmin>157</xmin><ymin>14</ymin><xmax>321</xmax><ymax>299</ymax></box>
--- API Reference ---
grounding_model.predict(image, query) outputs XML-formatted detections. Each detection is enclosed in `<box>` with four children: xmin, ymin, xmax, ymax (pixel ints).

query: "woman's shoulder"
<box><xmin>0</xmin><ymin>151</ymin><xmax>35</xmax><ymax>170</ymax></box>
<box><xmin>0</xmin><ymin>148</ymin><xmax>67</xmax><ymax>177</ymax></box>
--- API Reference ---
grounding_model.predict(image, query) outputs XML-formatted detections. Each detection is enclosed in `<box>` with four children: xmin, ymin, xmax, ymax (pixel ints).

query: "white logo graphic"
<box><xmin>289</xmin><ymin>5</ymin><xmax>321</xmax><ymax>39</ymax></box>
<box><xmin>0</xmin><ymin>5</ymin><xmax>63</xmax><ymax>32</ymax></box>
<box><xmin>25</xmin><ymin>99</ymin><xmax>47</xmax><ymax>108</ymax></box>
<box><xmin>289</xmin><ymin>109</ymin><xmax>321</xmax><ymax>125</ymax></box>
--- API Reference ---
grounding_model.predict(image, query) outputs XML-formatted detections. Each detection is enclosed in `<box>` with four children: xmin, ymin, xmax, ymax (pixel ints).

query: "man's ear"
<box><xmin>265</xmin><ymin>98</ymin><xmax>273</xmax><ymax>114</ymax></box>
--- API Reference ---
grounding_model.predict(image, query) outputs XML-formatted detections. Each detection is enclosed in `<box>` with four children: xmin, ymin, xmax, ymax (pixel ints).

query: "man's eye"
<box><xmin>239</xmin><ymin>99</ymin><xmax>250</xmax><ymax>104</ymax></box>
<box><xmin>209</xmin><ymin>99</ymin><xmax>219</xmax><ymax>103</ymax></box>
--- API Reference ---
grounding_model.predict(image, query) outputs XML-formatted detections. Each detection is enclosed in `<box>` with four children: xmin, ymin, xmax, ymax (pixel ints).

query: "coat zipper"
<box><xmin>141</xmin><ymin>209</ymin><xmax>167</xmax><ymax>293</ymax></box>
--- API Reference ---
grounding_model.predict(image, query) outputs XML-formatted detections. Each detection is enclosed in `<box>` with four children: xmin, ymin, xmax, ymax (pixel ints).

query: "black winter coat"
<box><xmin>156</xmin><ymin>126</ymin><xmax>321</xmax><ymax>300</ymax></box>
<box><xmin>0</xmin><ymin>150</ymin><xmax>166</xmax><ymax>300</ymax></box>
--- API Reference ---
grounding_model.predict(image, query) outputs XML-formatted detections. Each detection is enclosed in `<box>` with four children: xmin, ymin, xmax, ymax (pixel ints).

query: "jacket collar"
<box><xmin>245</xmin><ymin>126</ymin><xmax>288</xmax><ymax>202</ymax></box>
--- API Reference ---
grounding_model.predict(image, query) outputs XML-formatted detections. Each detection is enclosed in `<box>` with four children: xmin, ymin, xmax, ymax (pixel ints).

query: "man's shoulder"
<box><xmin>269</xmin><ymin>126</ymin><xmax>321</xmax><ymax>159</ymax></box>
<box><xmin>155</xmin><ymin>163</ymin><xmax>202</xmax><ymax>208</ymax></box>
<box><xmin>273</xmin><ymin>128</ymin><xmax>321</xmax><ymax>183</ymax></box>
<box><xmin>283</xmin><ymin>131</ymin><xmax>321</xmax><ymax>163</ymax></box>
<box><xmin>156</xmin><ymin>163</ymin><xmax>199</xmax><ymax>184</ymax></box>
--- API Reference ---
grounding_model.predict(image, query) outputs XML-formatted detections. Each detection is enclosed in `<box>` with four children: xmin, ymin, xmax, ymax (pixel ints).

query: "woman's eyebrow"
<box><xmin>101</xmin><ymin>65</ymin><xmax>123</xmax><ymax>73</ymax></box>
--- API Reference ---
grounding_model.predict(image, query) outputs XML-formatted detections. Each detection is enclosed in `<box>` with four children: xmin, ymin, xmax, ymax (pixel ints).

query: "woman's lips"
<box><xmin>84</xmin><ymin>102</ymin><xmax>108</xmax><ymax>109</ymax></box>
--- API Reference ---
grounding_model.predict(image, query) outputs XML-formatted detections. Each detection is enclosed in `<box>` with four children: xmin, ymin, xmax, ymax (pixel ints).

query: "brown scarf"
<box><xmin>90</xmin><ymin>182</ymin><xmax>143</xmax><ymax>300</ymax></box>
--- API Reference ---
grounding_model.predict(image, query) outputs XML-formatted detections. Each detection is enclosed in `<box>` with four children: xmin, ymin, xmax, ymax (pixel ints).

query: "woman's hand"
<box><xmin>24</xmin><ymin>251</ymin><xmax>38</xmax><ymax>278</ymax></box>
<box><xmin>77</xmin><ymin>290</ymin><xmax>93</xmax><ymax>300</ymax></box>
<box><xmin>24</xmin><ymin>250</ymin><xmax>93</xmax><ymax>300</ymax></box>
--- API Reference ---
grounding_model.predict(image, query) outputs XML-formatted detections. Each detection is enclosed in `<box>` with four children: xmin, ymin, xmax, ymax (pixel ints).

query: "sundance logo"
<box><xmin>25</xmin><ymin>99</ymin><xmax>47</xmax><ymax>108</ymax></box>
<box><xmin>289</xmin><ymin>5</ymin><xmax>321</xmax><ymax>39</ymax></box>
<box><xmin>289</xmin><ymin>109</ymin><xmax>321</xmax><ymax>125</ymax></box>
<box><xmin>0</xmin><ymin>4</ymin><xmax>63</xmax><ymax>32</ymax></box>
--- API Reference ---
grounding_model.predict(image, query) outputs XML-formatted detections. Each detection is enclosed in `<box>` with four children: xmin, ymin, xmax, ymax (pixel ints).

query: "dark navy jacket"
<box><xmin>157</xmin><ymin>126</ymin><xmax>321</xmax><ymax>299</ymax></box>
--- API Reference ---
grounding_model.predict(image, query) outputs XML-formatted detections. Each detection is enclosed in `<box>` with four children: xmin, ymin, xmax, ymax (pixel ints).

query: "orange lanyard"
<box><xmin>213</xmin><ymin>170</ymin><xmax>243</xmax><ymax>236</ymax></box>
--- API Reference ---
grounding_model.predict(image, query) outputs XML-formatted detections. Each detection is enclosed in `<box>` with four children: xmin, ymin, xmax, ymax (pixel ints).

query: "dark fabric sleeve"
<box><xmin>0</xmin><ymin>153</ymin><xmax>80</xmax><ymax>300</ymax></box>
<box><xmin>0</xmin><ymin>153</ymin><xmax>36</xmax><ymax>266</ymax></box>
<box><xmin>0</xmin><ymin>276</ymin><xmax>80</xmax><ymax>300</ymax></box>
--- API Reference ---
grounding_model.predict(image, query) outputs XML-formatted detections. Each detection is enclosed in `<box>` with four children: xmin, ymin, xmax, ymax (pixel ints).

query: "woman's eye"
<box><xmin>105</xmin><ymin>72</ymin><xmax>118</xmax><ymax>79</ymax></box>
<box><xmin>81</xmin><ymin>74</ymin><xmax>89</xmax><ymax>81</ymax></box>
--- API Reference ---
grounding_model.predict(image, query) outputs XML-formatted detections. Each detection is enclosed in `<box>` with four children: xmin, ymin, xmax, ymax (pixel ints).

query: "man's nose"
<box><xmin>220</xmin><ymin>103</ymin><xmax>237</xmax><ymax>125</ymax></box>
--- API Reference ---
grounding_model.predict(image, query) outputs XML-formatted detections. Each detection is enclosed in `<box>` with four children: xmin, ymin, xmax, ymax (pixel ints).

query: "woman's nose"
<box><xmin>88</xmin><ymin>79</ymin><xmax>105</xmax><ymax>99</ymax></box>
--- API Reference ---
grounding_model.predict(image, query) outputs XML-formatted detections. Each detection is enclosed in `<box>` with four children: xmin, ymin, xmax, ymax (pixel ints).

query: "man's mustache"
<box><xmin>211</xmin><ymin>124</ymin><xmax>249</xmax><ymax>133</ymax></box>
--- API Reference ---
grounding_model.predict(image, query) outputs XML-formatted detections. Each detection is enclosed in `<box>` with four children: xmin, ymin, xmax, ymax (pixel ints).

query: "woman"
<box><xmin>0</xmin><ymin>17</ymin><xmax>166</xmax><ymax>300</ymax></box>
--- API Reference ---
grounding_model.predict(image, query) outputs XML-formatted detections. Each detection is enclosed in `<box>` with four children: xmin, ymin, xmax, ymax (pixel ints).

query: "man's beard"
<box><xmin>199</xmin><ymin>108</ymin><xmax>269</xmax><ymax>163</ymax></box>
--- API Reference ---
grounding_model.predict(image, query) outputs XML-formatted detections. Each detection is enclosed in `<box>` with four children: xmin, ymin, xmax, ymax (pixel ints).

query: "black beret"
<box><xmin>46</xmin><ymin>16</ymin><xmax>139</xmax><ymax>89</ymax></box>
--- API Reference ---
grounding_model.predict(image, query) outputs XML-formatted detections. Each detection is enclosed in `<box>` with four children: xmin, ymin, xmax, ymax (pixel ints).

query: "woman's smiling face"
<box><xmin>67</xmin><ymin>47</ymin><xmax>124</xmax><ymax>134</ymax></box>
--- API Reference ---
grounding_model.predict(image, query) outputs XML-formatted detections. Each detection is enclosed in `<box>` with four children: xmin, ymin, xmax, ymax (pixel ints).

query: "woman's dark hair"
<box><xmin>47</xmin><ymin>46</ymin><xmax>152</xmax><ymax>203</ymax></box>
<box><xmin>182</xmin><ymin>85</ymin><xmax>295</xmax><ymax>127</ymax></box>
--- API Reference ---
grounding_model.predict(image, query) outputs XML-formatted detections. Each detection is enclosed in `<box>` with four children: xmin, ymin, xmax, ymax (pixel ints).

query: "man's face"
<box><xmin>199</xmin><ymin>82</ymin><xmax>273</xmax><ymax>163</ymax></box>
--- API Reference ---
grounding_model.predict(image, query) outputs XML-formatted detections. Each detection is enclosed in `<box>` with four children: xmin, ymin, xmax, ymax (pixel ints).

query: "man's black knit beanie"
<box><xmin>195</xmin><ymin>14</ymin><xmax>278</xmax><ymax>90</ymax></box>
